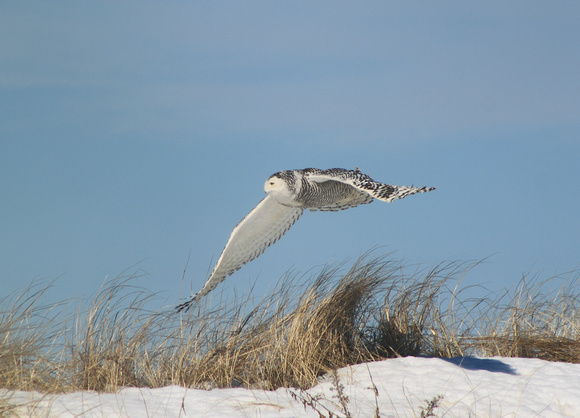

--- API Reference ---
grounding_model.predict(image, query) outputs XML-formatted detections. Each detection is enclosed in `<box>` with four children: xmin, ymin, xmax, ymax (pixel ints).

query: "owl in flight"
<box><xmin>177</xmin><ymin>168</ymin><xmax>435</xmax><ymax>312</ymax></box>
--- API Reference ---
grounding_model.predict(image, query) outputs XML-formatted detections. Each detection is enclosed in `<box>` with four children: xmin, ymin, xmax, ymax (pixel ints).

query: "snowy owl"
<box><xmin>177</xmin><ymin>168</ymin><xmax>435</xmax><ymax>312</ymax></box>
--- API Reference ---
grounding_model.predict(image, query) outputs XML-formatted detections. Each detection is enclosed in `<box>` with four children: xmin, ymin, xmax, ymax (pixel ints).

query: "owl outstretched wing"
<box><xmin>303</xmin><ymin>168</ymin><xmax>435</xmax><ymax>207</ymax></box>
<box><xmin>177</xmin><ymin>195</ymin><xmax>303</xmax><ymax>312</ymax></box>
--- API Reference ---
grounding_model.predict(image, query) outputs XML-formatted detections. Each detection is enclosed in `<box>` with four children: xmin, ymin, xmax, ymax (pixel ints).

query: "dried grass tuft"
<box><xmin>0</xmin><ymin>253</ymin><xmax>578</xmax><ymax>397</ymax></box>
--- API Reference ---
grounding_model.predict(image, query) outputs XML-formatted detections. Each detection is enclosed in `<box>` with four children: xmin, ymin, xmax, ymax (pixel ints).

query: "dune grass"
<box><xmin>1</xmin><ymin>253</ymin><xmax>579</xmax><ymax>397</ymax></box>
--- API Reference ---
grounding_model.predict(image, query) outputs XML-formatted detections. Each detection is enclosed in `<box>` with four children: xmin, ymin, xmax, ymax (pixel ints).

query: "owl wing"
<box><xmin>177</xmin><ymin>195</ymin><xmax>304</xmax><ymax>312</ymax></box>
<box><xmin>304</xmin><ymin>168</ymin><xmax>436</xmax><ymax>205</ymax></box>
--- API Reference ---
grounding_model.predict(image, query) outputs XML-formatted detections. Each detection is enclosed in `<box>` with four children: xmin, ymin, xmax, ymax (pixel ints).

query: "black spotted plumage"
<box><xmin>176</xmin><ymin>167</ymin><xmax>435</xmax><ymax>312</ymax></box>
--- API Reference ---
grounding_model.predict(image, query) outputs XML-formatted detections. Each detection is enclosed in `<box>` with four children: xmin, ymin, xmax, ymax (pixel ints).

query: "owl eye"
<box><xmin>270</xmin><ymin>181</ymin><xmax>275</xmax><ymax>185</ymax></box>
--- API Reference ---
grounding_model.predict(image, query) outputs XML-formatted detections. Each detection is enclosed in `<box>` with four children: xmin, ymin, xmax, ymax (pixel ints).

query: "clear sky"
<box><xmin>2</xmin><ymin>2</ymin><xmax>579</xmax><ymax>307</ymax></box>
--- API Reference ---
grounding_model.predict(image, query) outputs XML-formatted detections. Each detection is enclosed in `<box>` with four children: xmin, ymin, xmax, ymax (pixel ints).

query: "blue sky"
<box><xmin>2</xmin><ymin>2</ymin><xmax>579</xmax><ymax>307</ymax></box>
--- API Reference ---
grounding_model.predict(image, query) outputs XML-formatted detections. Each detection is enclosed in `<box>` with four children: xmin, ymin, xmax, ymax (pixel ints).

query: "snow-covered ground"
<box><xmin>4</xmin><ymin>356</ymin><xmax>580</xmax><ymax>417</ymax></box>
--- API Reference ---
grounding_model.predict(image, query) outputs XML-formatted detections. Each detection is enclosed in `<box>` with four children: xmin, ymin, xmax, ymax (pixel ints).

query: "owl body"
<box><xmin>177</xmin><ymin>167</ymin><xmax>435</xmax><ymax>312</ymax></box>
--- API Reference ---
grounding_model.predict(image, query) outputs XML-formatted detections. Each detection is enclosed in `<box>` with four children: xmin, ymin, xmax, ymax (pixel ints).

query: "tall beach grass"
<box><xmin>1</xmin><ymin>252</ymin><xmax>578</xmax><ymax>398</ymax></box>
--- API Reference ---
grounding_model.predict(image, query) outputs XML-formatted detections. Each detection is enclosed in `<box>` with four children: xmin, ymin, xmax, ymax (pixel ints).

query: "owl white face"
<box><xmin>264</xmin><ymin>176</ymin><xmax>286</xmax><ymax>194</ymax></box>
<box><xmin>264</xmin><ymin>175</ymin><xmax>296</xmax><ymax>205</ymax></box>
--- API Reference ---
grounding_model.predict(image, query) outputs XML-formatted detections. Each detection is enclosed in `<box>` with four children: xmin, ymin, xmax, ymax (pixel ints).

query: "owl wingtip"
<box><xmin>175</xmin><ymin>294</ymin><xmax>199</xmax><ymax>313</ymax></box>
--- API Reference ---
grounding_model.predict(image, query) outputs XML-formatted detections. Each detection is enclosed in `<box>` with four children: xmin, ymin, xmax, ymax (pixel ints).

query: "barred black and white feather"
<box><xmin>177</xmin><ymin>167</ymin><xmax>435</xmax><ymax>312</ymax></box>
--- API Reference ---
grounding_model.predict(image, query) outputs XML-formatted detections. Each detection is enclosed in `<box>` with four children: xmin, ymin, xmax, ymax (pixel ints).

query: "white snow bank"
<box><xmin>4</xmin><ymin>356</ymin><xmax>580</xmax><ymax>417</ymax></box>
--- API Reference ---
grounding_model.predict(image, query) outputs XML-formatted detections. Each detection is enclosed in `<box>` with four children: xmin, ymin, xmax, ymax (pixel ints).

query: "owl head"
<box><xmin>264</xmin><ymin>171</ymin><xmax>299</xmax><ymax>206</ymax></box>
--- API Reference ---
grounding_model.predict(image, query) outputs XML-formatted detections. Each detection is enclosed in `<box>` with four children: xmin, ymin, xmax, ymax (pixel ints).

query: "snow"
<box><xmin>4</xmin><ymin>356</ymin><xmax>580</xmax><ymax>417</ymax></box>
